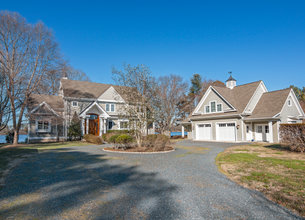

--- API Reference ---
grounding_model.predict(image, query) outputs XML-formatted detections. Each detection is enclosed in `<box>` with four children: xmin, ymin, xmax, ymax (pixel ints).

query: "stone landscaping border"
<box><xmin>102</xmin><ymin>148</ymin><xmax>175</xmax><ymax>154</ymax></box>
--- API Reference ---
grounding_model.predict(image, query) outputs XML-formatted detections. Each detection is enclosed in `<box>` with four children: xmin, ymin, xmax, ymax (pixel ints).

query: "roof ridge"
<box><xmin>234</xmin><ymin>80</ymin><xmax>262</xmax><ymax>88</ymax></box>
<box><xmin>61</xmin><ymin>78</ymin><xmax>114</xmax><ymax>87</ymax></box>
<box><xmin>264</xmin><ymin>88</ymin><xmax>291</xmax><ymax>94</ymax></box>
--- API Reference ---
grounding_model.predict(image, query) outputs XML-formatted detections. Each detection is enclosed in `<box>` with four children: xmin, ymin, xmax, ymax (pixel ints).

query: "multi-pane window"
<box><xmin>72</xmin><ymin>101</ymin><xmax>78</xmax><ymax>107</ymax></box>
<box><xmin>205</xmin><ymin>106</ymin><xmax>210</xmax><ymax>113</ymax></box>
<box><xmin>257</xmin><ymin>126</ymin><xmax>262</xmax><ymax>133</ymax></box>
<box><xmin>265</xmin><ymin>126</ymin><xmax>269</xmax><ymax>133</ymax></box>
<box><xmin>120</xmin><ymin>121</ymin><xmax>128</xmax><ymax>129</ymax></box>
<box><xmin>246</xmin><ymin>126</ymin><xmax>250</xmax><ymax>133</ymax></box>
<box><xmin>106</xmin><ymin>103</ymin><xmax>115</xmax><ymax>112</ymax></box>
<box><xmin>211</xmin><ymin>102</ymin><xmax>216</xmax><ymax>112</ymax></box>
<box><xmin>205</xmin><ymin>101</ymin><xmax>222</xmax><ymax>113</ymax></box>
<box><xmin>217</xmin><ymin>104</ymin><xmax>222</xmax><ymax>112</ymax></box>
<box><xmin>37</xmin><ymin>121</ymin><xmax>50</xmax><ymax>132</ymax></box>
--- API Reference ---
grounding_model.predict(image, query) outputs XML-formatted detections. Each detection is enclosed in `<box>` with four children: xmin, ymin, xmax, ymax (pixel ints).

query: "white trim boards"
<box><xmin>242</xmin><ymin>81</ymin><xmax>268</xmax><ymax>114</ymax></box>
<box><xmin>192</xmin><ymin>86</ymin><xmax>236</xmax><ymax>115</ymax></box>
<box><xmin>30</xmin><ymin>102</ymin><xmax>61</xmax><ymax>117</ymax></box>
<box><xmin>79</xmin><ymin>101</ymin><xmax>110</xmax><ymax>118</ymax></box>
<box><xmin>274</xmin><ymin>89</ymin><xmax>305</xmax><ymax>118</ymax></box>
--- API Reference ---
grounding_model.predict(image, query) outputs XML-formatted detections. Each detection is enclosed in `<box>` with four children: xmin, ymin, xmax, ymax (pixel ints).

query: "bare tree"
<box><xmin>0</xmin><ymin>11</ymin><xmax>62</xmax><ymax>144</ymax></box>
<box><xmin>0</xmin><ymin>72</ymin><xmax>10</xmax><ymax>131</ymax></box>
<box><xmin>40</xmin><ymin>60</ymin><xmax>90</xmax><ymax>95</ymax></box>
<box><xmin>112</xmin><ymin>64</ymin><xmax>156</xmax><ymax>148</ymax></box>
<box><xmin>154</xmin><ymin>75</ymin><xmax>188</xmax><ymax>134</ymax></box>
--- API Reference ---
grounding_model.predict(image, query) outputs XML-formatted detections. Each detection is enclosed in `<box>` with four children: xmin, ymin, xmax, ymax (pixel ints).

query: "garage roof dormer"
<box><xmin>226</xmin><ymin>72</ymin><xmax>236</xmax><ymax>89</ymax></box>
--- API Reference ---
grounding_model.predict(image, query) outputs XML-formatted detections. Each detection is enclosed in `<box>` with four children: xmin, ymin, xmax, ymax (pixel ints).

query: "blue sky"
<box><xmin>1</xmin><ymin>0</ymin><xmax>305</xmax><ymax>91</ymax></box>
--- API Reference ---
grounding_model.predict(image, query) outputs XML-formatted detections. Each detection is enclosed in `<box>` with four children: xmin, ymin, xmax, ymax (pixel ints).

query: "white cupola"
<box><xmin>225</xmin><ymin>72</ymin><xmax>236</xmax><ymax>89</ymax></box>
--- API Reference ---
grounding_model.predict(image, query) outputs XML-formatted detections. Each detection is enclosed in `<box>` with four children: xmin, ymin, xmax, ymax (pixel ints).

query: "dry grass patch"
<box><xmin>216</xmin><ymin>143</ymin><xmax>305</xmax><ymax>217</ymax></box>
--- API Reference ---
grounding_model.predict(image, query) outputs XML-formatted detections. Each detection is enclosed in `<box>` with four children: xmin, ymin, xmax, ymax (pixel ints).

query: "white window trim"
<box><xmin>72</xmin><ymin>101</ymin><xmax>78</xmax><ymax>107</ymax></box>
<box><xmin>106</xmin><ymin>103</ymin><xmax>115</xmax><ymax>112</ymax></box>
<box><xmin>210</xmin><ymin>101</ymin><xmax>216</xmax><ymax>113</ymax></box>
<box><xmin>118</xmin><ymin>119</ymin><xmax>129</xmax><ymax>130</ymax></box>
<box><xmin>192</xmin><ymin>86</ymin><xmax>236</xmax><ymax>115</ymax></box>
<box><xmin>205</xmin><ymin>105</ymin><xmax>210</xmax><ymax>113</ymax></box>
<box><xmin>217</xmin><ymin>103</ymin><xmax>223</xmax><ymax>112</ymax></box>
<box><xmin>35</xmin><ymin>119</ymin><xmax>51</xmax><ymax>133</ymax></box>
<box><xmin>288</xmin><ymin>99</ymin><xmax>292</xmax><ymax>107</ymax></box>
<box><xmin>204</xmin><ymin>101</ymin><xmax>224</xmax><ymax>114</ymax></box>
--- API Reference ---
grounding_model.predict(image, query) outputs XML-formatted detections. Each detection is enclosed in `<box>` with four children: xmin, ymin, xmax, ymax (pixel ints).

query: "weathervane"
<box><xmin>228</xmin><ymin>71</ymin><xmax>232</xmax><ymax>76</ymax></box>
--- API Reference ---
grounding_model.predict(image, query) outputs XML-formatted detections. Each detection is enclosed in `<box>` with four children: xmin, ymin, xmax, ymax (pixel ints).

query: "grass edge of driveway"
<box><xmin>215</xmin><ymin>143</ymin><xmax>305</xmax><ymax>218</ymax></box>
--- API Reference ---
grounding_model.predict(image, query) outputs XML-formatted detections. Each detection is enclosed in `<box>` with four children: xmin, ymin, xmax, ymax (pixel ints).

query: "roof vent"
<box><xmin>225</xmin><ymin>72</ymin><xmax>236</xmax><ymax>89</ymax></box>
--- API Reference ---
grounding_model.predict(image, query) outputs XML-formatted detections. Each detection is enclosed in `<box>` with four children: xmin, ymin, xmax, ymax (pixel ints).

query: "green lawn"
<box><xmin>216</xmin><ymin>144</ymin><xmax>305</xmax><ymax>217</ymax></box>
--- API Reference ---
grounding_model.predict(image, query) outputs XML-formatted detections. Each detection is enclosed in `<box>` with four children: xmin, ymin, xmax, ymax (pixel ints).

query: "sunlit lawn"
<box><xmin>216</xmin><ymin>143</ymin><xmax>305</xmax><ymax>217</ymax></box>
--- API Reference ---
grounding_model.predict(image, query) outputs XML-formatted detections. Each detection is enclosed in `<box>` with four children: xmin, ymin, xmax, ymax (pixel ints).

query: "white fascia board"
<box><xmin>97</xmin><ymin>86</ymin><xmax>125</xmax><ymax>102</ymax></box>
<box><xmin>276</xmin><ymin>89</ymin><xmax>304</xmax><ymax>118</ymax></box>
<box><xmin>80</xmin><ymin>101</ymin><xmax>110</xmax><ymax>118</ymax></box>
<box><xmin>30</xmin><ymin>102</ymin><xmax>60</xmax><ymax>117</ymax></box>
<box><xmin>242</xmin><ymin>81</ymin><xmax>268</xmax><ymax>114</ymax></box>
<box><xmin>192</xmin><ymin>86</ymin><xmax>236</xmax><ymax>115</ymax></box>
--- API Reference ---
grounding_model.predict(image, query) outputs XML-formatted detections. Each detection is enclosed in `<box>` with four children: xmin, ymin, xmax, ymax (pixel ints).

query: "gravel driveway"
<box><xmin>0</xmin><ymin>140</ymin><xmax>302</xmax><ymax>220</ymax></box>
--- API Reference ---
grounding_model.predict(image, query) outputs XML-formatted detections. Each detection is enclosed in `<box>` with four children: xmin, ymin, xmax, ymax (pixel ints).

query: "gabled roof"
<box><xmin>212</xmin><ymin>81</ymin><xmax>262</xmax><ymax>114</ymax></box>
<box><xmin>28</xmin><ymin>94</ymin><xmax>64</xmax><ymax>116</ymax></box>
<box><xmin>247</xmin><ymin>88</ymin><xmax>291</xmax><ymax>119</ymax></box>
<box><xmin>61</xmin><ymin>79</ymin><xmax>112</xmax><ymax>99</ymax></box>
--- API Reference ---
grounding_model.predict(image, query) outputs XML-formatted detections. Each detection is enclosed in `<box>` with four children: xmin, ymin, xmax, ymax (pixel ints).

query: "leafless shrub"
<box><xmin>280</xmin><ymin>123</ymin><xmax>305</xmax><ymax>152</ymax></box>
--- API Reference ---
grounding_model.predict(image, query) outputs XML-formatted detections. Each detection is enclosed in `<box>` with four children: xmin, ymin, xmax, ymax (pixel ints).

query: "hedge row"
<box><xmin>279</xmin><ymin>123</ymin><xmax>305</xmax><ymax>152</ymax></box>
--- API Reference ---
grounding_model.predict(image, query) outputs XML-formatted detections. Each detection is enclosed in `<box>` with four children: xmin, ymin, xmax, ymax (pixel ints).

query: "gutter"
<box><xmin>190</xmin><ymin>114</ymin><xmax>241</xmax><ymax>121</ymax></box>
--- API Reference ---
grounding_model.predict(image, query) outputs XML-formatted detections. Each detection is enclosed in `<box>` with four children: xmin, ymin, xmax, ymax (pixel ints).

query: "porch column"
<box><xmin>269</xmin><ymin>121</ymin><xmax>273</xmax><ymax>143</ymax></box>
<box><xmin>81</xmin><ymin>118</ymin><xmax>85</xmax><ymax>136</ymax></box>
<box><xmin>104</xmin><ymin>119</ymin><xmax>107</xmax><ymax>133</ymax></box>
<box><xmin>86</xmin><ymin>118</ymin><xmax>89</xmax><ymax>134</ymax></box>
<box><xmin>182</xmin><ymin>125</ymin><xmax>185</xmax><ymax>138</ymax></box>
<box><xmin>99</xmin><ymin>117</ymin><xmax>103</xmax><ymax>136</ymax></box>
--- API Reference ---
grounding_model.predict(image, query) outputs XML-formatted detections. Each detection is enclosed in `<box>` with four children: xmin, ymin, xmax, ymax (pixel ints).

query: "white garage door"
<box><xmin>217</xmin><ymin>123</ymin><xmax>236</xmax><ymax>141</ymax></box>
<box><xmin>196</xmin><ymin>124</ymin><xmax>212</xmax><ymax>140</ymax></box>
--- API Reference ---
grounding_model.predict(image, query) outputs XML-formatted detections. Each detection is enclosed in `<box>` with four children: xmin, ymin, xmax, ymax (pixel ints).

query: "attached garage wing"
<box><xmin>216</xmin><ymin>123</ymin><xmax>236</xmax><ymax>142</ymax></box>
<box><xmin>196</xmin><ymin>124</ymin><xmax>212</xmax><ymax>140</ymax></box>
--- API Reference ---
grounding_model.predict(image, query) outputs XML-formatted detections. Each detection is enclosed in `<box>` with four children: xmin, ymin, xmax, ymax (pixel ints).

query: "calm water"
<box><xmin>171</xmin><ymin>132</ymin><xmax>187</xmax><ymax>136</ymax></box>
<box><xmin>0</xmin><ymin>134</ymin><xmax>28</xmax><ymax>143</ymax></box>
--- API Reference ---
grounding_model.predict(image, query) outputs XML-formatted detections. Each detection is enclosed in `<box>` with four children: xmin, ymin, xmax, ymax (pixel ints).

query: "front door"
<box><xmin>255</xmin><ymin>124</ymin><xmax>269</xmax><ymax>142</ymax></box>
<box><xmin>88</xmin><ymin>114</ymin><xmax>99</xmax><ymax>136</ymax></box>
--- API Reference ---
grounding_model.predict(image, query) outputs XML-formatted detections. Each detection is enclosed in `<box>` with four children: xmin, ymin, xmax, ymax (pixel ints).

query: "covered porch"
<box><xmin>79</xmin><ymin>102</ymin><xmax>110</xmax><ymax>136</ymax></box>
<box><xmin>243</xmin><ymin>119</ymin><xmax>279</xmax><ymax>143</ymax></box>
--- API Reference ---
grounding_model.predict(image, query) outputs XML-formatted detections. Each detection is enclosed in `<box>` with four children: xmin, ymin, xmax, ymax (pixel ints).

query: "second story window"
<box><xmin>205</xmin><ymin>106</ymin><xmax>210</xmax><ymax>113</ymax></box>
<box><xmin>211</xmin><ymin>101</ymin><xmax>216</xmax><ymax>112</ymax></box>
<box><xmin>106</xmin><ymin>103</ymin><xmax>115</xmax><ymax>112</ymax></box>
<box><xmin>217</xmin><ymin>104</ymin><xmax>222</xmax><ymax>112</ymax></box>
<box><xmin>72</xmin><ymin>101</ymin><xmax>78</xmax><ymax>107</ymax></box>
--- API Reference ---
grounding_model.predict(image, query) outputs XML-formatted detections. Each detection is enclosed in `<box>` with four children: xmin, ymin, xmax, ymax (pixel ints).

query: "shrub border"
<box><xmin>102</xmin><ymin>147</ymin><xmax>175</xmax><ymax>154</ymax></box>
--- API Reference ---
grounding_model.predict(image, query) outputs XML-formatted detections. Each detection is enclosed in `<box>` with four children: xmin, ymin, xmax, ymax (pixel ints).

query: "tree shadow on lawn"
<box><xmin>0</xmin><ymin>149</ymin><xmax>180</xmax><ymax>219</ymax></box>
